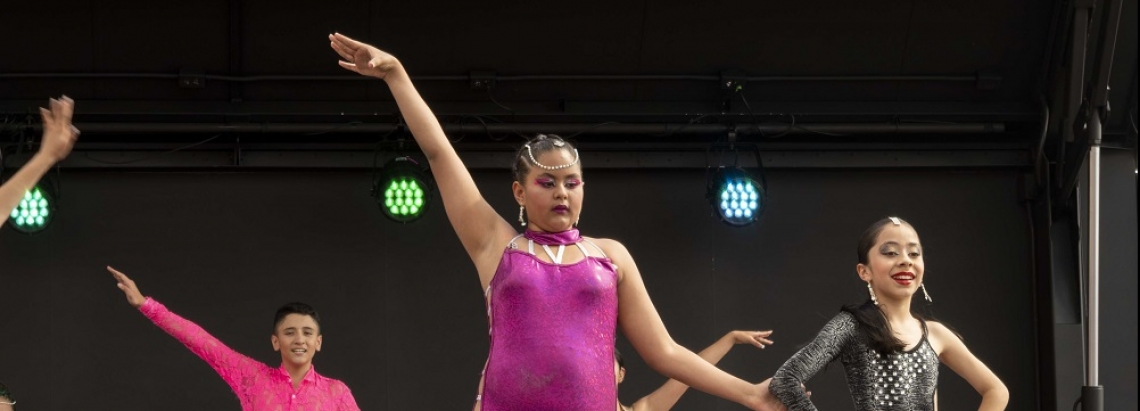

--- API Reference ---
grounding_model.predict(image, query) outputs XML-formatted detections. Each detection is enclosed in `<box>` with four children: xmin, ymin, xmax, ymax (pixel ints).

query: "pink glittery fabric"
<box><xmin>139</xmin><ymin>298</ymin><xmax>360</xmax><ymax>411</ymax></box>
<box><xmin>480</xmin><ymin>229</ymin><xmax>620</xmax><ymax>411</ymax></box>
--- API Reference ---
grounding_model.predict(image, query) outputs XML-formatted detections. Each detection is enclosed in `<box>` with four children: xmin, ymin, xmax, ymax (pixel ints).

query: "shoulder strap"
<box><xmin>580</xmin><ymin>238</ymin><xmax>608</xmax><ymax>258</ymax></box>
<box><xmin>505</xmin><ymin>234</ymin><xmax>525</xmax><ymax>251</ymax></box>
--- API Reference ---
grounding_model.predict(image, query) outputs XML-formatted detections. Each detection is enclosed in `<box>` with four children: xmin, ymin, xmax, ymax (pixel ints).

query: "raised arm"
<box><xmin>0</xmin><ymin>97</ymin><xmax>78</xmax><ymax>229</ymax></box>
<box><xmin>930</xmin><ymin>322</ymin><xmax>1008</xmax><ymax>411</ymax></box>
<box><xmin>329</xmin><ymin>34</ymin><xmax>515</xmax><ymax>286</ymax></box>
<box><xmin>602</xmin><ymin>240</ymin><xmax>785</xmax><ymax>411</ymax></box>
<box><xmin>632</xmin><ymin>330</ymin><xmax>774</xmax><ymax>411</ymax></box>
<box><xmin>768</xmin><ymin>312</ymin><xmax>857</xmax><ymax>411</ymax></box>
<box><xmin>108</xmin><ymin>266</ymin><xmax>262</xmax><ymax>393</ymax></box>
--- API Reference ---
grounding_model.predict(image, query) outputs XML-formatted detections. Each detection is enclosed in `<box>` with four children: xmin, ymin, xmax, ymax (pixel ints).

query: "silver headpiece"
<box><xmin>525</xmin><ymin>144</ymin><xmax>580</xmax><ymax>171</ymax></box>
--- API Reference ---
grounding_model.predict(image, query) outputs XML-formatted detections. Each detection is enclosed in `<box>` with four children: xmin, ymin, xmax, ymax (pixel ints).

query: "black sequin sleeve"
<box><xmin>769</xmin><ymin>312</ymin><xmax>860</xmax><ymax>411</ymax></box>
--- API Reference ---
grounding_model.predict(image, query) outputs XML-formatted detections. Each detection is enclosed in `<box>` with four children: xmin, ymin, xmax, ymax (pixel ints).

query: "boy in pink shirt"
<box><xmin>109</xmin><ymin>267</ymin><xmax>360</xmax><ymax>411</ymax></box>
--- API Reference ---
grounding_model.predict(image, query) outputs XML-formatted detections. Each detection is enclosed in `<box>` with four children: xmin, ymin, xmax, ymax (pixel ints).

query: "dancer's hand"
<box><xmin>730</xmin><ymin>330</ymin><xmax>774</xmax><ymax>349</ymax></box>
<box><xmin>38</xmin><ymin>96</ymin><xmax>79</xmax><ymax>162</ymax></box>
<box><xmin>751</xmin><ymin>379</ymin><xmax>787</xmax><ymax>411</ymax></box>
<box><xmin>329</xmin><ymin>33</ymin><xmax>402</xmax><ymax>80</ymax></box>
<box><xmin>108</xmin><ymin>266</ymin><xmax>145</xmax><ymax>308</ymax></box>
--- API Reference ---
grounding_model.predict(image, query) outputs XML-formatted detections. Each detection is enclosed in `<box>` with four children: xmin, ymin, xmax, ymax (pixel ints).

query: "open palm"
<box><xmin>108</xmin><ymin>266</ymin><xmax>145</xmax><ymax>308</ymax></box>
<box><xmin>329</xmin><ymin>33</ymin><xmax>400</xmax><ymax>79</ymax></box>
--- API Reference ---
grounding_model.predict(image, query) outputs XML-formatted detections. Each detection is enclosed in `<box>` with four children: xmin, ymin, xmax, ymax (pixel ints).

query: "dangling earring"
<box><xmin>518</xmin><ymin>206</ymin><xmax>527</xmax><ymax>227</ymax></box>
<box><xmin>921</xmin><ymin>283</ymin><xmax>933</xmax><ymax>303</ymax></box>
<box><xmin>867</xmin><ymin>282</ymin><xmax>879</xmax><ymax>306</ymax></box>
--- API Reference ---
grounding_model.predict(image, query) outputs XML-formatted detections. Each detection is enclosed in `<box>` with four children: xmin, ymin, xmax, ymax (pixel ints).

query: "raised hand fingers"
<box><xmin>329</xmin><ymin>37</ymin><xmax>355</xmax><ymax>61</ymax></box>
<box><xmin>49</xmin><ymin>98</ymin><xmax>65</xmax><ymax>124</ymax></box>
<box><xmin>57</xmin><ymin>96</ymin><xmax>74</xmax><ymax>124</ymax></box>
<box><xmin>329</xmin><ymin>33</ymin><xmax>363</xmax><ymax>58</ymax></box>
<box><xmin>108</xmin><ymin>266</ymin><xmax>146</xmax><ymax>307</ymax></box>
<box><xmin>337</xmin><ymin>60</ymin><xmax>361</xmax><ymax>74</ymax></box>
<box><xmin>107</xmin><ymin>266</ymin><xmax>132</xmax><ymax>285</ymax></box>
<box><xmin>739</xmin><ymin>330</ymin><xmax>773</xmax><ymax>348</ymax></box>
<box><xmin>42</xmin><ymin>96</ymin><xmax>75</xmax><ymax>127</ymax></box>
<box><xmin>331</xmin><ymin>32</ymin><xmax>363</xmax><ymax>49</ymax></box>
<box><xmin>753</xmin><ymin>331</ymin><xmax>774</xmax><ymax>346</ymax></box>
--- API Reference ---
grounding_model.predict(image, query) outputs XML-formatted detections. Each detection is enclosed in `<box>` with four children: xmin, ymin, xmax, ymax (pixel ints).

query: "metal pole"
<box><xmin>1079</xmin><ymin>0</ymin><xmax>1121</xmax><ymax>405</ymax></box>
<box><xmin>1087</xmin><ymin>114</ymin><xmax>1100</xmax><ymax>387</ymax></box>
<box><xmin>1082</xmin><ymin>111</ymin><xmax>1104</xmax><ymax>411</ymax></box>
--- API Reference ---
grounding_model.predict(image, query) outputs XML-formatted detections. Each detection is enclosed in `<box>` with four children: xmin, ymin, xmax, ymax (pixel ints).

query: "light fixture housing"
<box><xmin>707</xmin><ymin>166</ymin><xmax>765</xmax><ymax>227</ymax></box>
<box><xmin>374</xmin><ymin>156</ymin><xmax>434</xmax><ymax>223</ymax></box>
<box><xmin>8</xmin><ymin>184</ymin><xmax>55</xmax><ymax>234</ymax></box>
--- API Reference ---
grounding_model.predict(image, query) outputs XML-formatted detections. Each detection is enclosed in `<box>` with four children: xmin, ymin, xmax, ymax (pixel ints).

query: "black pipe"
<box><xmin>0</xmin><ymin>72</ymin><xmax>988</xmax><ymax>84</ymax></box>
<box><xmin>43</xmin><ymin>122</ymin><xmax>1005</xmax><ymax>135</ymax></box>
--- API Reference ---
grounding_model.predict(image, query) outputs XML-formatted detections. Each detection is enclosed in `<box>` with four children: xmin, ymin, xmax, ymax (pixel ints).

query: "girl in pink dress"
<box><xmin>329</xmin><ymin>33</ymin><xmax>791</xmax><ymax>411</ymax></box>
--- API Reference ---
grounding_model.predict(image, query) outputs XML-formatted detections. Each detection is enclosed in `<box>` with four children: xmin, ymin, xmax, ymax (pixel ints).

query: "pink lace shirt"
<box><xmin>139</xmin><ymin>298</ymin><xmax>360</xmax><ymax>411</ymax></box>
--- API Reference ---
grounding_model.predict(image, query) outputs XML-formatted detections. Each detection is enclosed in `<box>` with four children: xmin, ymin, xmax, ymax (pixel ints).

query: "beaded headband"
<box><xmin>525</xmin><ymin>142</ymin><xmax>580</xmax><ymax>171</ymax></box>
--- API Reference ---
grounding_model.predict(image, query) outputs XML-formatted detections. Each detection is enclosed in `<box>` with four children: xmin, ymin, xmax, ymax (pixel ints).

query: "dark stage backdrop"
<box><xmin>1</xmin><ymin>167</ymin><xmax>1038</xmax><ymax>410</ymax></box>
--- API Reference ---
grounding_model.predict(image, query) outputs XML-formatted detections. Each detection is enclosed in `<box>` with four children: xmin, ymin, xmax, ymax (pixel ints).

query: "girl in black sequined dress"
<box><xmin>768</xmin><ymin>217</ymin><xmax>1008</xmax><ymax>411</ymax></box>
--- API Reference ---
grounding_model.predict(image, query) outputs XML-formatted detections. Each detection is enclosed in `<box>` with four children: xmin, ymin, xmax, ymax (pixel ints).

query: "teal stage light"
<box><xmin>708</xmin><ymin>167</ymin><xmax>764</xmax><ymax>227</ymax></box>
<box><xmin>9</xmin><ymin>185</ymin><xmax>54</xmax><ymax>233</ymax></box>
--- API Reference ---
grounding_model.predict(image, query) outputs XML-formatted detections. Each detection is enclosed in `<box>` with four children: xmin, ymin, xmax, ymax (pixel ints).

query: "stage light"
<box><xmin>708</xmin><ymin>166</ymin><xmax>764</xmax><ymax>226</ymax></box>
<box><xmin>9</xmin><ymin>185</ymin><xmax>54</xmax><ymax>233</ymax></box>
<box><xmin>374</xmin><ymin>156</ymin><xmax>433</xmax><ymax>223</ymax></box>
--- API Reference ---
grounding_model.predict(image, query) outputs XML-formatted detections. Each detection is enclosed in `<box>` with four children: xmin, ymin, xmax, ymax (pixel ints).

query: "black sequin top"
<box><xmin>769</xmin><ymin>311</ymin><xmax>938</xmax><ymax>411</ymax></box>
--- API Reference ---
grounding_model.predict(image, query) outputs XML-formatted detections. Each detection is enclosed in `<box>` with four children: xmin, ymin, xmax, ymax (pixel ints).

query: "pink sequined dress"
<box><xmin>479</xmin><ymin>229</ymin><xmax>620</xmax><ymax>411</ymax></box>
<box><xmin>139</xmin><ymin>298</ymin><xmax>360</xmax><ymax>411</ymax></box>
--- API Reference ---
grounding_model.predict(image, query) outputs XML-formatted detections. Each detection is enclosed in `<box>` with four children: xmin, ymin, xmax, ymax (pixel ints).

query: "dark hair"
<box><xmin>0</xmin><ymin>381</ymin><xmax>11</xmax><ymax>405</ymax></box>
<box><xmin>843</xmin><ymin>217</ymin><xmax>927</xmax><ymax>354</ymax></box>
<box><xmin>613</xmin><ymin>348</ymin><xmax>625</xmax><ymax>369</ymax></box>
<box><xmin>856</xmin><ymin>217</ymin><xmax>911</xmax><ymax>265</ymax></box>
<box><xmin>511</xmin><ymin>134</ymin><xmax>580</xmax><ymax>183</ymax></box>
<box><xmin>273</xmin><ymin>302</ymin><xmax>321</xmax><ymax>334</ymax></box>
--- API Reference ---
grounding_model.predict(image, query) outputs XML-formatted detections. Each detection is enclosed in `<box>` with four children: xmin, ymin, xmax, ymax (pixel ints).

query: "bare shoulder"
<box><xmin>924</xmin><ymin>320</ymin><xmax>964</xmax><ymax>356</ymax></box>
<box><xmin>926</xmin><ymin>321</ymin><xmax>960</xmax><ymax>340</ymax></box>
<box><xmin>583</xmin><ymin>237</ymin><xmax>631</xmax><ymax>258</ymax></box>
<box><xmin>583</xmin><ymin>236</ymin><xmax>622</xmax><ymax>248</ymax></box>
<box><xmin>582</xmin><ymin>237</ymin><xmax>631</xmax><ymax>282</ymax></box>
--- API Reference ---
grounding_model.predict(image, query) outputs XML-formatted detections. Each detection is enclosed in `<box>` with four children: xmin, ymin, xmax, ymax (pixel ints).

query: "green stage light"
<box><xmin>9</xmin><ymin>185</ymin><xmax>54</xmax><ymax>233</ymax></box>
<box><xmin>374</xmin><ymin>156</ymin><xmax>433</xmax><ymax>223</ymax></box>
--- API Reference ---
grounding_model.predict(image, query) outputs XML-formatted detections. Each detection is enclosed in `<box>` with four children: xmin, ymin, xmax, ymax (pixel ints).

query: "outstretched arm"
<box><xmin>0</xmin><ymin>96</ymin><xmax>78</xmax><ymax>229</ymax></box>
<box><xmin>631</xmin><ymin>330</ymin><xmax>774</xmax><ymax>411</ymax></box>
<box><xmin>108</xmin><ymin>266</ymin><xmax>262</xmax><ymax>393</ymax></box>
<box><xmin>931</xmin><ymin>322</ymin><xmax>1008</xmax><ymax>411</ymax></box>
<box><xmin>603</xmin><ymin>239</ymin><xmax>785</xmax><ymax>411</ymax></box>
<box><xmin>329</xmin><ymin>34</ymin><xmax>515</xmax><ymax>287</ymax></box>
